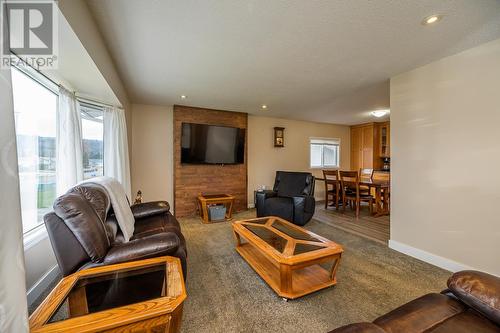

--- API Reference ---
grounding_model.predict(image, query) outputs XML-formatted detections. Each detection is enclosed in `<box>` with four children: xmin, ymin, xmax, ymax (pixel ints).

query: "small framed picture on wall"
<box><xmin>274</xmin><ymin>127</ymin><xmax>284</xmax><ymax>147</ymax></box>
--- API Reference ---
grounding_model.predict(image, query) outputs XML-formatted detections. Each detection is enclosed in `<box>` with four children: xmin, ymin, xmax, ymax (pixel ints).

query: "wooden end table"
<box><xmin>232</xmin><ymin>216</ymin><xmax>343</xmax><ymax>299</ymax></box>
<box><xmin>197</xmin><ymin>193</ymin><xmax>235</xmax><ymax>223</ymax></box>
<box><xmin>29</xmin><ymin>256</ymin><xmax>186</xmax><ymax>333</ymax></box>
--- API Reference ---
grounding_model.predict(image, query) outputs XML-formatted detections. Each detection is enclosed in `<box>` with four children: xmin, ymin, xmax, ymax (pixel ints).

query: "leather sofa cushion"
<box><xmin>131</xmin><ymin>201</ymin><xmax>170</xmax><ymax>219</ymax></box>
<box><xmin>373</xmin><ymin>293</ymin><xmax>466</xmax><ymax>333</ymax></box>
<box><xmin>427</xmin><ymin>309</ymin><xmax>500</xmax><ymax>333</ymax></box>
<box><xmin>103</xmin><ymin>232</ymin><xmax>180</xmax><ymax>264</ymax></box>
<box><xmin>104</xmin><ymin>215</ymin><xmax>119</xmax><ymax>242</ymax></box>
<box><xmin>447</xmin><ymin>270</ymin><xmax>500</xmax><ymax>325</ymax></box>
<box><xmin>53</xmin><ymin>193</ymin><xmax>110</xmax><ymax>261</ymax></box>
<box><xmin>44</xmin><ymin>212</ymin><xmax>89</xmax><ymax>276</ymax></box>
<box><xmin>276</xmin><ymin>172</ymin><xmax>310</xmax><ymax>197</ymax></box>
<box><xmin>69</xmin><ymin>184</ymin><xmax>110</xmax><ymax>223</ymax></box>
<box><xmin>263</xmin><ymin>197</ymin><xmax>294</xmax><ymax>221</ymax></box>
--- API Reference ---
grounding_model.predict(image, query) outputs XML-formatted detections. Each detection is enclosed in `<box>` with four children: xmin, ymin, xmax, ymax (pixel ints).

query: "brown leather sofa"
<box><xmin>329</xmin><ymin>270</ymin><xmax>500</xmax><ymax>333</ymax></box>
<box><xmin>44</xmin><ymin>183</ymin><xmax>187</xmax><ymax>277</ymax></box>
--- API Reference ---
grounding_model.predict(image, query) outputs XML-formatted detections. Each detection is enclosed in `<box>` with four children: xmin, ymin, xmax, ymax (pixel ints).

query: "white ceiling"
<box><xmin>87</xmin><ymin>0</ymin><xmax>500</xmax><ymax>124</ymax></box>
<box><xmin>43</xmin><ymin>9</ymin><xmax>120</xmax><ymax>106</ymax></box>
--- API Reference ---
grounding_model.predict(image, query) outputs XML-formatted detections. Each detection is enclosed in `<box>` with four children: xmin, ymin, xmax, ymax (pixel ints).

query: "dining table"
<box><xmin>316</xmin><ymin>177</ymin><xmax>390</xmax><ymax>217</ymax></box>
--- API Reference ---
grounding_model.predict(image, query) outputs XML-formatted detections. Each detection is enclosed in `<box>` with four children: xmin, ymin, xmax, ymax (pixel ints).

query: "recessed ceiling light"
<box><xmin>422</xmin><ymin>14</ymin><xmax>442</xmax><ymax>25</ymax></box>
<box><xmin>180</xmin><ymin>95</ymin><xmax>187</xmax><ymax>99</ymax></box>
<box><xmin>371</xmin><ymin>109</ymin><xmax>390</xmax><ymax>118</ymax></box>
<box><xmin>261</xmin><ymin>104</ymin><xmax>268</xmax><ymax>110</ymax></box>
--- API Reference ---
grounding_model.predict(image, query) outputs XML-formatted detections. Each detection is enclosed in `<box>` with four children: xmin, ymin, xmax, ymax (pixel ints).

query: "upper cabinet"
<box><xmin>350</xmin><ymin>122</ymin><xmax>390</xmax><ymax>171</ymax></box>
<box><xmin>379</xmin><ymin>122</ymin><xmax>390</xmax><ymax>158</ymax></box>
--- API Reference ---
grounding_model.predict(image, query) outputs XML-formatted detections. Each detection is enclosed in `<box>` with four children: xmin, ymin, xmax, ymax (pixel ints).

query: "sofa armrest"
<box><xmin>255</xmin><ymin>190</ymin><xmax>277</xmax><ymax>216</ymax></box>
<box><xmin>130</xmin><ymin>201</ymin><xmax>170</xmax><ymax>220</ymax></box>
<box><xmin>291</xmin><ymin>195</ymin><xmax>315</xmax><ymax>226</ymax></box>
<box><xmin>447</xmin><ymin>270</ymin><xmax>500</xmax><ymax>325</ymax></box>
<box><xmin>102</xmin><ymin>232</ymin><xmax>179</xmax><ymax>265</ymax></box>
<box><xmin>292</xmin><ymin>195</ymin><xmax>315</xmax><ymax>213</ymax></box>
<box><xmin>328</xmin><ymin>323</ymin><xmax>386</xmax><ymax>333</ymax></box>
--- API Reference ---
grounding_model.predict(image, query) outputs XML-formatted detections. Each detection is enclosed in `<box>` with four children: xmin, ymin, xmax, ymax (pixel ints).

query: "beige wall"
<box><xmin>130</xmin><ymin>108</ymin><xmax>350</xmax><ymax>211</ymax></box>
<box><xmin>248</xmin><ymin>115</ymin><xmax>350</xmax><ymax>205</ymax></box>
<box><xmin>390</xmin><ymin>38</ymin><xmax>500</xmax><ymax>276</ymax></box>
<box><xmin>131</xmin><ymin>104</ymin><xmax>174</xmax><ymax>207</ymax></box>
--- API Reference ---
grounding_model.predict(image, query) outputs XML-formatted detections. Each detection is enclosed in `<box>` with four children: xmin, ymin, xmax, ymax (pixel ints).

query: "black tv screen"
<box><xmin>181</xmin><ymin>123</ymin><xmax>245</xmax><ymax>164</ymax></box>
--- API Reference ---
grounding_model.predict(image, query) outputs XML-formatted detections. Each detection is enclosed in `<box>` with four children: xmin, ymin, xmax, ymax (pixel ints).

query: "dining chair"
<box><xmin>359</xmin><ymin>168</ymin><xmax>373</xmax><ymax>195</ymax></box>
<box><xmin>360</xmin><ymin>168</ymin><xmax>374</xmax><ymax>180</ymax></box>
<box><xmin>340</xmin><ymin>170</ymin><xmax>374</xmax><ymax>218</ymax></box>
<box><xmin>323</xmin><ymin>170</ymin><xmax>340</xmax><ymax>210</ymax></box>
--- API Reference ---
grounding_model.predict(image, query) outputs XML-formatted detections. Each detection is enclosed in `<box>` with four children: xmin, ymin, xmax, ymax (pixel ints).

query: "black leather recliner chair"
<box><xmin>255</xmin><ymin>171</ymin><xmax>316</xmax><ymax>226</ymax></box>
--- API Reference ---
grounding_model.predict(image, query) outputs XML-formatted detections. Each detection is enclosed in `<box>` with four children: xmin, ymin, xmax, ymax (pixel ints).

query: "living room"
<box><xmin>1</xmin><ymin>1</ymin><xmax>499</xmax><ymax>332</ymax></box>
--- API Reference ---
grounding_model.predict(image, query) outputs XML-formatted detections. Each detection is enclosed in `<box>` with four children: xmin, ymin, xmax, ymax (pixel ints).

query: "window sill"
<box><xmin>309</xmin><ymin>166</ymin><xmax>340</xmax><ymax>170</ymax></box>
<box><xmin>23</xmin><ymin>225</ymin><xmax>49</xmax><ymax>251</ymax></box>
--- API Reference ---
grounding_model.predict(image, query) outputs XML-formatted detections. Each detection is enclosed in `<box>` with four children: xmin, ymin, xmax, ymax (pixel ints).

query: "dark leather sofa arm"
<box><xmin>130</xmin><ymin>201</ymin><xmax>170</xmax><ymax>220</ymax></box>
<box><xmin>292</xmin><ymin>195</ymin><xmax>315</xmax><ymax>226</ymax></box>
<box><xmin>255</xmin><ymin>190</ymin><xmax>277</xmax><ymax>217</ymax></box>
<box><xmin>447</xmin><ymin>270</ymin><xmax>500</xmax><ymax>325</ymax></box>
<box><xmin>102</xmin><ymin>232</ymin><xmax>180</xmax><ymax>265</ymax></box>
<box><xmin>328</xmin><ymin>322</ymin><xmax>386</xmax><ymax>333</ymax></box>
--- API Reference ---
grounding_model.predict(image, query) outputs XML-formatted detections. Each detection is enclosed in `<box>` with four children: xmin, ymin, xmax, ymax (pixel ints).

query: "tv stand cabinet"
<box><xmin>197</xmin><ymin>194</ymin><xmax>235</xmax><ymax>223</ymax></box>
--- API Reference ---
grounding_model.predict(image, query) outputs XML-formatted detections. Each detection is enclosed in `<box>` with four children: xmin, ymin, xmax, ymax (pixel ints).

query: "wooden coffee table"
<box><xmin>232</xmin><ymin>216</ymin><xmax>343</xmax><ymax>299</ymax></box>
<box><xmin>29</xmin><ymin>256</ymin><xmax>186</xmax><ymax>333</ymax></box>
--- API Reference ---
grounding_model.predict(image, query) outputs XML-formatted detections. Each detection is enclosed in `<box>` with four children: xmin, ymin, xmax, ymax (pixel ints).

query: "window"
<box><xmin>11</xmin><ymin>64</ymin><xmax>107</xmax><ymax>235</ymax></box>
<box><xmin>11</xmin><ymin>66</ymin><xmax>58</xmax><ymax>233</ymax></box>
<box><xmin>310</xmin><ymin>138</ymin><xmax>340</xmax><ymax>168</ymax></box>
<box><xmin>80</xmin><ymin>102</ymin><xmax>104</xmax><ymax>180</ymax></box>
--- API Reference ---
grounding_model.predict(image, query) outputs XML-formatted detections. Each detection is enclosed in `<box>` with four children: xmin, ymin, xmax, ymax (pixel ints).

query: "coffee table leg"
<box><xmin>329</xmin><ymin>254</ymin><xmax>342</xmax><ymax>282</ymax></box>
<box><xmin>279</xmin><ymin>264</ymin><xmax>292</xmax><ymax>297</ymax></box>
<box><xmin>233</xmin><ymin>230</ymin><xmax>242</xmax><ymax>247</ymax></box>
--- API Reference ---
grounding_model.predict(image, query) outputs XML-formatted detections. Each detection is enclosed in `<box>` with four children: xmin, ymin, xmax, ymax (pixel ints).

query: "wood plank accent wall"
<box><xmin>173</xmin><ymin>105</ymin><xmax>248</xmax><ymax>217</ymax></box>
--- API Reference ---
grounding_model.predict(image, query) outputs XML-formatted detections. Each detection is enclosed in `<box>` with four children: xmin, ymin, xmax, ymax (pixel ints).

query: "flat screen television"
<box><xmin>181</xmin><ymin>123</ymin><xmax>245</xmax><ymax>164</ymax></box>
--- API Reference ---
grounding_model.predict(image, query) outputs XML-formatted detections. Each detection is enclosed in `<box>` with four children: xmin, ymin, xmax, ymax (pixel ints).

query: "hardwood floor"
<box><xmin>314</xmin><ymin>202</ymin><xmax>390</xmax><ymax>244</ymax></box>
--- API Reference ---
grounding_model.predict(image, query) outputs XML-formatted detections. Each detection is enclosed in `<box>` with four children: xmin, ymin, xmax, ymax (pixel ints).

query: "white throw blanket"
<box><xmin>81</xmin><ymin>176</ymin><xmax>135</xmax><ymax>242</ymax></box>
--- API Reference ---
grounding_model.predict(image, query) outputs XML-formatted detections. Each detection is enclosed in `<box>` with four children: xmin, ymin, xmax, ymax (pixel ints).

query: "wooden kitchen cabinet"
<box><xmin>379</xmin><ymin>122</ymin><xmax>390</xmax><ymax>157</ymax></box>
<box><xmin>351</xmin><ymin>122</ymin><xmax>390</xmax><ymax>171</ymax></box>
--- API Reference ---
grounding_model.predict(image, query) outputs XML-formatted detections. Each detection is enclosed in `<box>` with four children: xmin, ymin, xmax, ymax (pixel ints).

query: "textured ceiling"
<box><xmin>87</xmin><ymin>0</ymin><xmax>500</xmax><ymax>124</ymax></box>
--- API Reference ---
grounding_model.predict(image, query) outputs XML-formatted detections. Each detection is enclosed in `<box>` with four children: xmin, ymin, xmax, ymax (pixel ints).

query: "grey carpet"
<box><xmin>29</xmin><ymin>210</ymin><xmax>450</xmax><ymax>332</ymax></box>
<box><xmin>180</xmin><ymin>210</ymin><xmax>450</xmax><ymax>333</ymax></box>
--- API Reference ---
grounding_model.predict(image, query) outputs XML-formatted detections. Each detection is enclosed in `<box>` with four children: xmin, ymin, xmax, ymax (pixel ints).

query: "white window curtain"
<box><xmin>0</xmin><ymin>37</ymin><xmax>29</xmax><ymax>333</ymax></box>
<box><xmin>56</xmin><ymin>86</ymin><xmax>83</xmax><ymax>195</ymax></box>
<box><xmin>103</xmin><ymin>107</ymin><xmax>131</xmax><ymax>199</ymax></box>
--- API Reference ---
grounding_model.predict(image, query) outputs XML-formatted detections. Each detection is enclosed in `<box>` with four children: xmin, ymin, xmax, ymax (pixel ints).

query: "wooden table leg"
<box><xmin>330</xmin><ymin>254</ymin><xmax>342</xmax><ymax>282</ymax></box>
<box><xmin>226</xmin><ymin>199</ymin><xmax>234</xmax><ymax>220</ymax></box>
<box><xmin>374</xmin><ymin>187</ymin><xmax>390</xmax><ymax>217</ymax></box>
<box><xmin>68</xmin><ymin>285</ymin><xmax>88</xmax><ymax>317</ymax></box>
<box><xmin>382</xmin><ymin>188</ymin><xmax>389</xmax><ymax>215</ymax></box>
<box><xmin>168</xmin><ymin>303</ymin><xmax>184</xmax><ymax>333</ymax></box>
<box><xmin>279</xmin><ymin>264</ymin><xmax>293</xmax><ymax>297</ymax></box>
<box><xmin>201</xmin><ymin>202</ymin><xmax>209</xmax><ymax>223</ymax></box>
<box><xmin>233</xmin><ymin>230</ymin><xmax>242</xmax><ymax>247</ymax></box>
<box><xmin>374</xmin><ymin>187</ymin><xmax>382</xmax><ymax>216</ymax></box>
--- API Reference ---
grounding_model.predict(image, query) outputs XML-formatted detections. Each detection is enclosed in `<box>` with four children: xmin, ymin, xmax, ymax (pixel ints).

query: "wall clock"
<box><xmin>274</xmin><ymin>127</ymin><xmax>285</xmax><ymax>148</ymax></box>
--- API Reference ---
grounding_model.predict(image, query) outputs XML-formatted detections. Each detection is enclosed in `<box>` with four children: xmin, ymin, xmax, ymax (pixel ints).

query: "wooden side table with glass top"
<box><xmin>197</xmin><ymin>193</ymin><xmax>235</xmax><ymax>223</ymax></box>
<box><xmin>29</xmin><ymin>256</ymin><xmax>186</xmax><ymax>333</ymax></box>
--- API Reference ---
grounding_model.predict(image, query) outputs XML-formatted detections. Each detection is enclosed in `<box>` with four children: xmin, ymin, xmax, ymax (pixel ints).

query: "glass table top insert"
<box><xmin>49</xmin><ymin>263</ymin><xmax>168</xmax><ymax>323</ymax></box>
<box><xmin>242</xmin><ymin>218</ymin><xmax>328</xmax><ymax>256</ymax></box>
